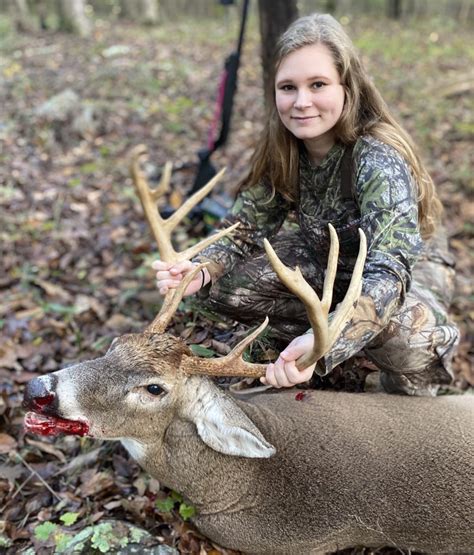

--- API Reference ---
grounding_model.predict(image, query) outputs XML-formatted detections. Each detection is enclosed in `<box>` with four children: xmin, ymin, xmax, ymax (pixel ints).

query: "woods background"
<box><xmin>0</xmin><ymin>0</ymin><xmax>473</xmax><ymax>553</ymax></box>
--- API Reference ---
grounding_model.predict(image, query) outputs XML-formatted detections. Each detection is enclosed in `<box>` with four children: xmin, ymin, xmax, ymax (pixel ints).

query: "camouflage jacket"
<box><xmin>198</xmin><ymin>136</ymin><xmax>424</xmax><ymax>373</ymax></box>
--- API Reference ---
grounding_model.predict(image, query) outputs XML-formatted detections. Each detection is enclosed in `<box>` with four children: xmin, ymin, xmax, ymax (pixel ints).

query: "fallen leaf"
<box><xmin>25</xmin><ymin>438</ymin><xmax>67</xmax><ymax>463</ymax></box>
<box><xmin>79</xmin><ymin>469</ymin><xmax>115</xmax><ymax>497</ymax></box>
<box><xmin>0</xmin><ymin>433</ymin><xmax>18</xmax><ymax>454</ymax></box>
<box><xmin>33</xmin><ymin>278</ymin><xmax>72</xmax><ymax>301</ymax></box>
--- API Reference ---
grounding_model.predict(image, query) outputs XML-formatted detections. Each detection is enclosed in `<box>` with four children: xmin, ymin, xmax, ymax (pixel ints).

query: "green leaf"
<box><xmin>170</xmin><ymin>490</ymin><xmax>183</xmax><ymax>502</ymax></box>
<box><xmin>91</xmin><ymin>523</ymin><xmax>114</xmax><ymax>553</ymax></box>
<box><xmin>189</xmin><ymin>344</ymin><xmax>216</xmax><ymax>358</ymax></box>
<box><xmin>56</xmin><ymin>527</ymin><xmax>93</xmax><ymax>553</ymax></box>
<box><xmin>34</xmin><ymin>521</ymin><xmax>58</xmax><ymax>541</ymax></box>
<box><xmin>129</xmin><ymin>527</ymin><xmax>148</xmax><ymax>543</ymax></box>
<box><xmin>59</xmin><ymin>512</ymin><xmax>79</xmax><ymax>526</ymax></box>
<box><xmin>155</xmin><ymin>496</ymin><xmax>175</xmax><ymax>513</ymax></box>
<box><xmin>53</xmin><ymin>532</ymin><xmax>70</xmax><ymax>553</ymax></box>
<box><xmin>118</xmin><ymin>536</ymin><xmax>129</xmax><ymax>547</ymax></box>
<box><xmin>42</xmin><ymin>302</ymin><xmax>78</xmax><ymax>316</ymax></box>
<box><xmin>92</xmin><ymin>536</ymin><xmax>110</xmax><ymax>553</ymax></box>
<box><xmin>0</xmin><ymin>534</ymin><xmax>12</xmax><ymax>548</ymax></box>
<box><xmin>79</xmin><ymin>162</ymin><xmax>98</xmax><ymax>174</ymax></box>
<box><xmin>179</xmin><ymin>502</ymin><xmax>196</xmax><ymax>521</ymax></box>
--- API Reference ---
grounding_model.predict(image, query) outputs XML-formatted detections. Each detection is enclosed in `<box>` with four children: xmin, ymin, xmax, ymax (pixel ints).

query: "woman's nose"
<box><xmin>294</xmin><ymin>90</ymin><xmax>312</xmax><ymax>109</ymax></box>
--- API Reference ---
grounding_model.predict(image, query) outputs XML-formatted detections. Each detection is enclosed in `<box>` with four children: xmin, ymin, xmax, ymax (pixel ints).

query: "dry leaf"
<box><xmin>33</xmin><ymin>278</ymin><xmax>72</xmax><ymax>301</ymax></box>
<box><xmin>25</xmin><ymin>438</ymin><xmax>67</xmax><ymax>463</ymax></box>
<box><xmin>0</xmin><ymin>433</ymin><xmax>18</xmax><ymax>454</ymax></box>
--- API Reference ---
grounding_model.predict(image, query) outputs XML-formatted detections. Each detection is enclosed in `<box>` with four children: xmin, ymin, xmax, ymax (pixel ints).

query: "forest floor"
<box><xmin>0</xmin><ymin>11</ymin><xmax>473</xmax><ymax>555</ymax></box>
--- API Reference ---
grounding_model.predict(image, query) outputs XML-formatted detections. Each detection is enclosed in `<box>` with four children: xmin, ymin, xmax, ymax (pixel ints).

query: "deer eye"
<box><xmin>146</xmin><ymin>384</ymin><xmax>164</xmax><ymax>396</ymax></box>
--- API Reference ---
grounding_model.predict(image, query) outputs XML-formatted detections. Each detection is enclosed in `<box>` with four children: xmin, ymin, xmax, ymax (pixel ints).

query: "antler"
<box><xmin>264</xmin><ymin>224</ymin><xmax>367</xmax><ymax>371</ymax></box>
<box><xmin>130</xmin><ymin>145</ymin><xmax>240</xmax><ymax>333</ymax></box>
<box><xmin>180</xmin><ymin>224</ymin><xmax>367</xmax><ymax>377</ymax></box>
<box><xmin>130</xmin><ymin>145</ymin><xmax>240</xmax><ymax>263</ymax></box>
<box><xmin>130</xmin><ymin>145</ymin><xmax>367</xmax><ymax>380</ymax></box>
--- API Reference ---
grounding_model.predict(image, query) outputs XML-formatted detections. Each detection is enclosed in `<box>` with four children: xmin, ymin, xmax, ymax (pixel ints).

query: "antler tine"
<box><xmin>180</xmin><ymin>318</ymin><xmax>269</xmax><ymax>377</ymax></box>
<box><xmin>179</xmin><ymin>221</ymin><xmax>240</xmax><ymax>262</ymax></box>
<box><xmin>130</xmin><ymin>145</ymin><xmax>239</xmax><ymax>263</ymax></box>
<box><xmin>147</xmin><ymin>264</ymin><xmax>205</xmax><ymax>333</ymax></box>
<box><xmin>321</xmin><ymin>224</ymin><xmax>339</xmax><ymax>314</ymax></box>
<box><xmin>130</xmin><ymin>144</ymin><xmax>242</xmax><ymax>334</ymax></box>
<box><xmin>263</xmin><ymin>239</ymin><xmax>329</xmax><ymax>365</ymax></box>
<box><xmin>264</xmin><ymin>226</ymin><xmax>367</xmax><ymax>371</ymax></box>
<box><xmin>153</xmin><ymin>160</ymin><xmax>173</xmax><ymax>201</ymax></box>
<box><xmin>130</xmin><ymin>145</ymin><xmax>174</xmax><ymax>261</ymax></box>
<box><xmin>328</xmin><ymin>228</ymin><xmax>367</xmax><ymax>344</ymax></box>
<box><xmin>166</xmin><ymin>168</ymin><xmax>225</xmax><ymax>231</ymax></box>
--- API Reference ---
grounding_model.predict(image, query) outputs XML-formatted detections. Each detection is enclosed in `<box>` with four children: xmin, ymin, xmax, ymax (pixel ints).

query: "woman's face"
<box><xmin>275</xmin><ymin>43</ymin><xmax>345</xmax><ymax>155</ymax></box>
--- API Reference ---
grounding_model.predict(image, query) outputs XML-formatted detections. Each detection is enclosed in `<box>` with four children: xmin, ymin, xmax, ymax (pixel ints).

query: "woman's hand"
<box><xmin>152</xmin><ymin>260</ymin><xmax>211</xmax><ymax>297</ymax></box>
<box><xmin>261</xmin><ymin>334</ymin><xmax>316</xmax><ymax>388</ymax></box>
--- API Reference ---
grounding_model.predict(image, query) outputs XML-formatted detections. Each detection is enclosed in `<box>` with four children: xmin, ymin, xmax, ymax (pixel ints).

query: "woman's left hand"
<box><xmin>260</xmin><ymin>334</ymin><xmax>317</xmax><ymax>388</ymax></box>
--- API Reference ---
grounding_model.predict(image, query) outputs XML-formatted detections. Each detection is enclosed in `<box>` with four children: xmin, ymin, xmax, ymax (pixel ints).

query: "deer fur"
<box><xmin>24</xmin><ymin>331</ymin><xmax>474</xmax><ymax>554</ymax></box>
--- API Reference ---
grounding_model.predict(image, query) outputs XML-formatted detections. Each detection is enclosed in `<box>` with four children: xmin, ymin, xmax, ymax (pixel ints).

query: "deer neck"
<box><xmin>140</xmin><ymin>417</ymin><xmax>258</xmax><ymax>513</ymax></box>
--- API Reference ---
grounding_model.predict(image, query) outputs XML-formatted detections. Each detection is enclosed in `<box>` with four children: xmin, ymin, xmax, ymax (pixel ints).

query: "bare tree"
<box><xmin>258</xmin><ymin>0</ymin><xmax>298</xmax><ymax>108</ymax></box>
<box><xmin>120</xmin><ymin>0</ymin><xmax>159</xmax><ymax>25</ymax></box>
<box><xmin>387</xmin><ymin>0</ymin><xmax>402</xmax><ymax>18</ymax></box>
<box><xmin>56</xmin><ymin>0</ymin><xmax>92</xmax><ymax>37</ymax></box>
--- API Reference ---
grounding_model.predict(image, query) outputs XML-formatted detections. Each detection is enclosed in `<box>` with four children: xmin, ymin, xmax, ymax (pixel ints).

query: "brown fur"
<box><xmin>24</xmin><ymin>334</ymin><xmax>474</xmax><ymax>554</ymax></box>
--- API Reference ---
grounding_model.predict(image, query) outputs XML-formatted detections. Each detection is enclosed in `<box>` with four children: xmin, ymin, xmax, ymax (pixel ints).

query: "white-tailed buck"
<box><xmin>24</xmin><ymin>147</ymin><xmax>474</xmax><ymax>554</ymax></box>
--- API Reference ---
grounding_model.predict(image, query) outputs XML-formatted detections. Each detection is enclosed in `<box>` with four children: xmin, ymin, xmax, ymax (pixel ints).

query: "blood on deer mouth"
<box><xmin>24</xmin><ymin>411</ymin><xmax>89</xmax><ymax>437</ymax></box>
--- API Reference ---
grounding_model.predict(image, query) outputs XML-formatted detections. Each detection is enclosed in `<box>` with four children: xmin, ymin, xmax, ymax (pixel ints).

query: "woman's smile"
<box><xmin>275</xmin><ymin>43</ymin><xmax>345</xmax><ymax>164</ymax></box>
<box><xmin>291</xmin><ymin>115</ymin><xmax>320</xmax><ymax>121</ymax></box>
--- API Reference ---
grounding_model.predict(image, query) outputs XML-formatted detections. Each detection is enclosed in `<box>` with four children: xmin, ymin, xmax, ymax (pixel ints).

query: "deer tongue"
<box><xmin>24</xmin><ymin>412</ymin><xmax>89</xmax><ymax>437</ymax></box>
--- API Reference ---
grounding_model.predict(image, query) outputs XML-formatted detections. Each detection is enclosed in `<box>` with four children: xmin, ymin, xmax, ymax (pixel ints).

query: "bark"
<box><xmin>56</xmin><ymin>0</ymin><xmax>92</xmax><ymax>37</ymax></box>
<box><xmin>258</xmin><ymin>0</ymin><xmax>298</xmax><ymax>109</ymax></box>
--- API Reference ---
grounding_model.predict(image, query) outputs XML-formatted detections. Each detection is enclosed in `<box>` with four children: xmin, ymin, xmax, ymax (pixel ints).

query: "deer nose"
<box><xmin>23</xmin><ymin>376</ymin><xmax>58</xmax><ymax>415</ymax></box>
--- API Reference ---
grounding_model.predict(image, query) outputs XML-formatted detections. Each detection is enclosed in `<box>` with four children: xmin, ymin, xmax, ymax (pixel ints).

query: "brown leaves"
<box><xmin>79</xmin><ymin>469</ymin><xmax>116</xmax><ymax>498</ymax></box>
<box><xmin>1</xmin><ymin>12</ymin><xmax>472</xmax><ymax>555</ymax></box>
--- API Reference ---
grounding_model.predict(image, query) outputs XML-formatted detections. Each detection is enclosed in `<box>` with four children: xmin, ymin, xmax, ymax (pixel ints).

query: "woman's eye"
<box><xmin>279</xmin><ymin>84</ymin><xmax>294</xmax><ymax>91</ymax></box>
<box><xmin>312</xmin><ymin>81</ymin><xmax>325</xmax><ymax>89</ymax></box>
<box><xmin>146</xmin><ymin>384</ymin><xmax>164</xmax><ymax>396</ymax></box>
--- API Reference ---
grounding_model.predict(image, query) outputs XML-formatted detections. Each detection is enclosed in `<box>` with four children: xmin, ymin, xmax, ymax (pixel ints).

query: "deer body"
<box><xmin>24</xmin><ymin>336</ymin><xmax>474</xmax><ymax>554</ymax></box>
<box><xmin>147</xmin><ymin>386</ymin><xmax>474</xmax><ymax>554</ymax></box>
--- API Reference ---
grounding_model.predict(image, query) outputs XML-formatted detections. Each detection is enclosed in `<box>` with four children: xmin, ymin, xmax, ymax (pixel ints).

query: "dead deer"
<box><xmin>23</xmin><ymin>147</ymin><xmax>474</xmax><ymax>555</ymax></box>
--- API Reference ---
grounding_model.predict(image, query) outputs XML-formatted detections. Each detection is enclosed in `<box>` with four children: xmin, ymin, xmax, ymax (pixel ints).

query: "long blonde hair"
<box><xmin>243</xmin><ymin>13</ymin><xmax>441</xmax><ymax>238</ymax></box>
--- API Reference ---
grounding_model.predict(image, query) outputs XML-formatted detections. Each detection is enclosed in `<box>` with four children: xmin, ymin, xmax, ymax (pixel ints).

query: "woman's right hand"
<box><xmin>152</xmin><ymin>260</ymin><xmax>211</xmax><ymax>297</ymax></box>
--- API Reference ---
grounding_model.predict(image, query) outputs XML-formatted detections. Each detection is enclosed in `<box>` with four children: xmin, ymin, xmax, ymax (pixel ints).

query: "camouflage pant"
<box><xmin>203</xmin><ymin>228</ymin><xmax>459</xmax><ymax>396</ymax></box>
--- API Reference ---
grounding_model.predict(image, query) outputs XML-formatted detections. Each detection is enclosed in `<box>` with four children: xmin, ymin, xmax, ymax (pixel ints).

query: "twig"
<box><xmin>10</xmin><ymin>473</ymin><xmax>34</xmax><ymax>501</ymax></box>
<box><xmin>15</xmin><ymin>452</ymin><xmax>62</xmax><ymax>502</ymax></box>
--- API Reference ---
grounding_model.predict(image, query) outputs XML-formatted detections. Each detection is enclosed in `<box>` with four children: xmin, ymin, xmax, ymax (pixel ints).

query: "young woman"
<box><xmin>153</xmin><ymin>13</ymin><xmax>459</xmax><ymax>396</ymax></box>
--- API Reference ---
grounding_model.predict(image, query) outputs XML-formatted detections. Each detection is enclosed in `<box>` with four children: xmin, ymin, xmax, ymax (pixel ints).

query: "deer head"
<box><xmin>23</xmin><ymin>146</ymin><xmax>366</xmax><ymax>461</ymax></box>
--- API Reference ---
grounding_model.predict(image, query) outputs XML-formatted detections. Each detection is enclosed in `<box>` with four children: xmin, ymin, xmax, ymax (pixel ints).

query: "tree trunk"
<box><xmin>387</xmin><ymin>0</ymin><xmax>402</xmax><ymax>19</ymax></box>
<box><xmin>458</xmin><ymin>0</ymin><xmax>471</xmax><ymax>22</ymax></box>
<box><xmin>56</xmin><ymin>0</ymin><xmax>92</xmax><ymax>37</ymax></box>
<box><xmin>120</xmin><ymin>0</ymin><xmax>159</xmax><ymax>25</ymax></box>
<box><xmin>14</xmin><ymin>0</ymin><xmax>32</xmax><ymax>31</ymax></box>
<box><xmin>258</xmin><ymin>0</ymin><xmax>298</xmax><ymax>109</ymax></box>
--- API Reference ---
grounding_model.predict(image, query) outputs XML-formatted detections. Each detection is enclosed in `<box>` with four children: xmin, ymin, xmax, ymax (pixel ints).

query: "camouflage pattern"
<box><xmin>196</xmin><ymin>136</ymin><xmax>459</xmax><ymax>395</ymax></box>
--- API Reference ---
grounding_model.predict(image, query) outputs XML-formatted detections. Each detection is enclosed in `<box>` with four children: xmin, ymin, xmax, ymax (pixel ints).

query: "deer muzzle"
<box><xmin>23</xmin><ymin>375</ymin><xmax>90</xmax><ymax>437</ymax></box>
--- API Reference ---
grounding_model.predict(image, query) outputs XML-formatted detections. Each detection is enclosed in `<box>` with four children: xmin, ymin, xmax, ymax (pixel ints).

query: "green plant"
<box><xmin>155</xmin><ymin>490</ymin><xmax>196</xmax><ymax>521</ymax></box>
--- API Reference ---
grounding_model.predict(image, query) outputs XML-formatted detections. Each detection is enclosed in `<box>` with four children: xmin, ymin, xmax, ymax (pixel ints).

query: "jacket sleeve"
<box><xmin>195</xmin><ymin>180</ymin><xmax>292</xmax><ymax>281</ymax></box>
<box><xmin>317</xmin><ymin>142</ymin><xmax>424</xmax><ymax>375</ymax></box>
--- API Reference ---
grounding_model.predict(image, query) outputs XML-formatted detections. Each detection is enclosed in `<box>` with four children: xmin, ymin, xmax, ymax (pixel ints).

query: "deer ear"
<box><xmin>193</xmin><ymin>390</ymin><xmax>276</xmax><ymax>459</ymax></box>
